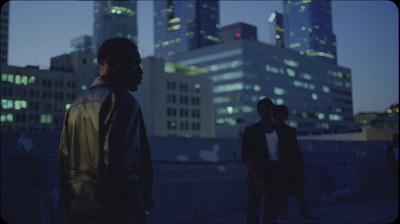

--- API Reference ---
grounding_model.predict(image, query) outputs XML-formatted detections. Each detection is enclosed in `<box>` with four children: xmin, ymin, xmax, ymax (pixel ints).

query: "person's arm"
<box><xmin>57</xmin><ymin>111</ymin><xmax>70</xmax><ymax>215</ymax></box>
<box><xmin>242</xmin><ymin>127</ymin><xmax>264</xmax><ymax>192</ymax></box>
<box><xmin>138</xmin><ymin>110</ymin><xmax>155</xmax><ymax>210</ymax></box>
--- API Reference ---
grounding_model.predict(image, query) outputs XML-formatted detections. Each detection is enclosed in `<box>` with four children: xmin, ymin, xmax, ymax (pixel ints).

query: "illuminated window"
<box><xmin>15</xmin><ymin>75</ymin><xmax>21</xmax><ymax>84</ymax></box>
<box><xmin>274</xmin><ymin>87</ymin><xmax>285</xmax><ymax>95</ymax></box>
<box><xmin>7</xmin><ymin>74</ymin><xmax>14</xmax><ymax>83</ymax></box>
<box><xmin>40</xmin><ymin>114</ymin><xmax>52</xmax><ymax>124</ymax></box>
<box><xmin>276</xmin><ymin>98</ymin><xmax>284</xmax><ymax>105</ymax></box>
<box><xmin>213</xmin><ymin>82</ymin><xmax>243</xmax><ymax>93</ymax></box>
<box><xmin>300</xmin><ymin>73</ymin><xmax>312</xmax><ymax>80</ymax></box>
<box><xmin>1</xmin><ymin>73</ymin><xmax>7</xmax><ymax>82</ymax></box>
<box><xmin>322</xmin><ymin>86</ymin><xmax>330</xmax><ymax>93</ymax></box>
<box><xmin>284</xmin><ymin>59</ymin><xmax>299</xmax><ymax>67</ymax></box>
<box><xmin>1</xmin><ymin>99</ymin><xmax>13</xmax><ymax>110</ymax></box>
<box><xmin>7</xmin><ymin>114</ymin><xmax>13</xmax><ymax>122</ymax></box>
<box><xmin>21</xmin><ymin>76</ymin><xmax>28</xmax><ymax>85</ymax></box>
<box><xmin>312</xmin><ymin>93</ymin><xmax>318</xmax><ymax>100</ymax></box>
<box><xmin>317</xmin><ymin>113</ymin><xmax>325</xmax><ymax>120</ymax></box>
<box><xmin>286</xmin><ymin>69</ymin><xmax>295</xmax><ymax>77</ymax></box>
<box><xmin>253</xmin><ymin>85</ymin><xmax>261</xmax><ymax>92</ymax></box>
<box><xmin>265</xmin><ymin>64</ymin><xmax>283</xmax><ymax>74</ymax></box>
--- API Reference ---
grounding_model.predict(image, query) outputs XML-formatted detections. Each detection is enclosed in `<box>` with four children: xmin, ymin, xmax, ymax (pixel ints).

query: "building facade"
<box><xmin>169</xmin><ymin>38</ymin><xmax>353</xmax><ymax>138</ymax></box>
<box><xmin>354</xmin><ymin>104</ymin><xmax>399</xmax><ymax>130</ymax></box>
<box><xmin>154</xmin><ymin>0</ymin><xmax>220</xmax><ymax>58</ymax></box>
<box><xmin>1</xmin><ymin>65</ymin><xmax>76</xmax><ymax>132</ymax></box>
<box><xmin>93</xmin><ymin>0</ymin><xmax>138</xmax><ymax>52</ymax></box>
<box><xmin>70</xmin><ymin>35</ymin><xmax>93</xmax><ymax>54</ymax></box>
<box><xmin>268</xmin><ymin>11</ymin><xmax>285</xmax><ymax>49</ymax></box>
<box><xmin>219</xmin><ymin>22</ymin><xmax>257</xmax><ymax>43</ymax></box>
<box><xmin>283</xmin><ymin>0</ymin><xmax>337</xmax><ymax>63</ymax></box>
<box><xmin>134</xmin><ymin>57</ymin><xmax>215</xmax><ymax>138</ymax></box>
<box><xmin>1</xmin><ymin>1</ymin><xmax>9</xmax><ymax>65</ymax></box>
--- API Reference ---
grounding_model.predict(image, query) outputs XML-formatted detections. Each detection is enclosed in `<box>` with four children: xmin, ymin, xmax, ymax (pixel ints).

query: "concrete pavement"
<box><xmin>193</xmin><ymin>197</ymin><xmax>398</xmax><ymax>224</ymax></box>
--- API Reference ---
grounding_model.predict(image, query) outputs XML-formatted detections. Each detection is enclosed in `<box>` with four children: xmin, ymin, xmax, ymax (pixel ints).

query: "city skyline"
<box><xmin>6</xmin><ymin>0</ymin><xmax>399</xmax><ymax>115</ymax></box>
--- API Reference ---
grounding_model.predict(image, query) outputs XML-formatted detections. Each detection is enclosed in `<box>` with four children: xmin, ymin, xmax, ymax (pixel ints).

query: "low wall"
<box><xmin>0</xmin><ymin>132</ymin><xmax>394</xmax><ymax>223</ymax></box>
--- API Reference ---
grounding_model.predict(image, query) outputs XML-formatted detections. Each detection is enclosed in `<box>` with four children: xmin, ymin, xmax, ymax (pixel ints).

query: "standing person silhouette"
<box><xmin>386</xmin><ymin>133</ymin><xmax>399</xmax><ymax>199</ymax></box>
<box><xmin>242</xmin><ymin>98</ymin><xmax>292</xmax><ymax>223</ymax></box>
<box><xmin>58</xmin><ymin>38</ymin><xmax>154</xmax><ymax>223</ymax></box>
<box><xmin>273</xmin><ymin>105</ymin><xmax>318</xmax><ymax>221</ymax></box>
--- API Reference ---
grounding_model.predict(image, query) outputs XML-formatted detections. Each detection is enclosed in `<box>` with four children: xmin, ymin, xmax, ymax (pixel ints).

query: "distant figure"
<box><xmin>57</xmin><ymin>38</ymin><xmax>154</xmax><ymax>223</ymax></box>
<box><xmin>273</xmin><ymin>105</ymin><xmax>318</xmax><ymax>221</ymax></box>
<box><xmin>242</xmin><ymin>98</ymin><xmax>292</xmax><ymax>223</ymax></box>
<box><xmin>386</xmin><ymin>133</ymin><xmax>399</xmax><ymax>199</ymax></box>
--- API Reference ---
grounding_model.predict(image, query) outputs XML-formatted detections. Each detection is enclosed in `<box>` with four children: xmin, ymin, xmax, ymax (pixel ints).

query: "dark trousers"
<box><xmin>279</xmin><ymin>191</ymin><xmax>311</xmax><ymax>217</ymax></box>
<box><xmin>247</xmin><ymin>162</ymin><xmax>285</xmax><ymax>224</ymax></box>
<box><xmin>67</xmin><ymin>181</ymin><xmax>147</xmax><ymax>224</ymax></box>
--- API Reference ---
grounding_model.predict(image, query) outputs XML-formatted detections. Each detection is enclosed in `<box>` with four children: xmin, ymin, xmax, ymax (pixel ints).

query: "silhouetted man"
<box><xmin>242</xmin><ymin>98</ymin><xmax>291</xmax><ymax>223</ymax></box>
<box><xmin>387</xmin><ymin>133</ymin><xmax>399</xmax><ymax>199</ymax></box>
<box><xmin>58</xmin><ymin>38</ymin><xmax>154</xmax><ymax>223</ymax></box>
<box><xmin>274</xmin><ymin>105</ymin><xmax>318</xmax><ymax>221</ymax></box>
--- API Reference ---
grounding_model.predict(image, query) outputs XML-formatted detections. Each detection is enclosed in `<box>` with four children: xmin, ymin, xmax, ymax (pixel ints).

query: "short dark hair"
<box><xmin>97</xmin><ymin>38</ymin><xmax>138</xmax><ymax>65</ymax></box>
<box><xmin>274</xmin><ymin>105</ymin><xmax>289</xmax><ymax>120</ymax></box>
<box><xmin>257</xmin><ymin>98</ymin><xmax>274</xmax><ymax>112</ymax></box>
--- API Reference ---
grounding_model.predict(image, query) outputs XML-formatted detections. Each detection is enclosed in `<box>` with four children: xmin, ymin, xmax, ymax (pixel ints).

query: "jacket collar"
<box><xmin>90</xmin><ymin>76</ymin><xmax>119</xmax><ymax>90</ymax></box>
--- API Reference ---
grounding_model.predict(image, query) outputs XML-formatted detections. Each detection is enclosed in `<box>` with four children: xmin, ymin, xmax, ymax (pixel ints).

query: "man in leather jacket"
<box><xmin>241</xmin><ymin>98</ymin><xmax>291</xmax><ymax>224</ymax></box>
<box><xmin>57</xmin><ymin>38</ymin><xmax>154</xmax><ymax>223</ymax></box>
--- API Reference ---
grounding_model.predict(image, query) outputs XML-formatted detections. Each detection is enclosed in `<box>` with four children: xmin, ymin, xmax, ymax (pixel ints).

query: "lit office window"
<box><xmin>276</xmin><ymin>98</ymin><xmax>284</xmax><ymax>105</ymax></box>
<box><xmin>253</xmin><ymin>85</ymin><xmax>261</xmax><ymax>92</ymax></box>
<box><xmin>14</xmin><ymin>100</ymin><xmax>27</xmax><ymax>110</ymax></box>
<box><xmin>317</xmin><ymin>113</ymin><xmax>325</xmax><ymax>120</ymax></box>
<box><xmin>312</xmin><ymin>93</ymin><xmax>318</xmax><ymax>100</ymax></box>
<box><xmin>300</xmin><ymin>72</ymin><xmax>312</xmax><ymax>80</ymax></box>
<box><xmin>1</xmin><ymin>99</ymin><xmax>13</xmax><ymax>110</ymax></box>
<box><xmin>286</xmin><ymin>68</ymin><xmax>295</xmax><ymax>77</ymax></box>
<box><xmin>1</xmin><ymin>73</ymin><xmax>7</xmax><ymax>82</ymax></box>
<box><xmin>213</xmin><ymin>82</ymin><xmax>243</xmax><ymax>93</ymax></box>
<box><xmin>7</xmin><ymin>114</ymin><xmax>13</xmax><ymax>122</ymax></box>
<box><xmin>284</xmin><ymin>59</ymin><xmax>299</xmax><ymax>67</ymax></box>
<box><xmin>15</xmin><ymin>75</ymin><xmax>21</xmax><ymax>85</ymax></box>
<box><xmin>40</xmin><ymin>114</ymin><xmax>52</xmax><ymax>124</ymax></box>
<box><xmin>7</xmin><ymin>74</ymin><xmax>14</xmax><ymax>83</ymax></box>
<box><xmin>274</xmin><ymin>87</ymin><xmax>285</xmax><ymax>95</ymax></box>
<box><xmin>265</xmin><ymin>64</ymin><xmax>283</xmax><ymax>74</ymax></box>
<box><xmin>322</xmin><ymin>86</ymin><xmax>330</xmax><ymax>93</ymax></box>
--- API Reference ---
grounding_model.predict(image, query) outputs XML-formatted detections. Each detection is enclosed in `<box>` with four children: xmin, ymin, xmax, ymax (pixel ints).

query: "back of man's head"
<box><xmin>97</xmin><ymin>38</ymin><xmax>138</xmax><ymax>66</ymax></box>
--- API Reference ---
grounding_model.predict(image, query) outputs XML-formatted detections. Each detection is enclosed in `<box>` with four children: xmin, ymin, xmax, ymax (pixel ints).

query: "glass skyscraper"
<box><xmin>169</xmin><ymin>38</ymin><xmax>353</xmax><ymax>138</ymax></box>
<box><xmin>93</xmin><ymin>0</ymin><xmax>138</xmax><ymax>53</ymax></box>
<box><xmin>154</xmin><ymin>0</ymin><xmax>220</xmax><ymax>58</ymax></box>
<box><xmin>284</xmin><ymin>0</ymin><xmax>337</xmax><ymax>63</ymax></box>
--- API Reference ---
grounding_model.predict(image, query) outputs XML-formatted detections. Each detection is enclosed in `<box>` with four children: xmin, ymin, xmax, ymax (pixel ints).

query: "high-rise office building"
<box><xmin>169</xmin><ymin>27</ymin><xmax>353</xmax><ymax>138</ymax></box>
<box><xmin>1</xmin><ymin>1</ymin><xmax>10</xmax><ymax>65</ymax></box>
<box><xmin>1</xmin><ymin>65</ymin><xmax>76</xmax><ymax>132</ymax></box>
<box><xmin>134</xmin><ymin>57</ymin><xmax>215</xmax><ymax>138</ymax></box>
<box><xmin>268</xmin><ymin>11</ymin><xmax>285</xmax><ymax>49</ymax></box>
<box><xmin>70</xmin><ymin>35</ymin><xmax>93</xmax><ymax>54</ymax></box>
<box><xmin>93</xmin><ymin>0</ymin><xmax>138</xmax><ymax>53</ymax></box>
<box><xmin>219</xmin><ymin>22</ymin><xmax>257</xmax><ymax>43</ymax></box>
<box><xmin>154</xmin><ymin>0</ymin><xmax>220</xmax><ymax>58</ymax></box>
<box><xmin>284</xmin><ymin>0</ymin><xmax>337</xmax><ymax>63</ymax></box>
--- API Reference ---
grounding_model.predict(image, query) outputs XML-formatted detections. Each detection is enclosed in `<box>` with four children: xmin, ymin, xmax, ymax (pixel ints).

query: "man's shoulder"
<box><xmin>244</xmin><ymin>122</ymin><xmax>261</xmax><ymax>132</ymax></box>
<box><xmin>72</xmin><ymin>86</ymin><xmax>137</xmax><ymax>108</ymax></box>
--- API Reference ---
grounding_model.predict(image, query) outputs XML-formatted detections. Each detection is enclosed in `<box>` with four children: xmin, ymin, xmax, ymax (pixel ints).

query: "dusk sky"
<box><xmin>6</xmin><ymin>0</ymin><xmax>399</xmax><ymax>115</ymax></box>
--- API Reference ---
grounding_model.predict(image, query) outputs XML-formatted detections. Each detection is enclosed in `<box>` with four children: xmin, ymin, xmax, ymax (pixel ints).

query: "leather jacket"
<box><xmin>57</xmin><ymin>76</ymin><xmax>154</xmax><ymax>216</ymax></box>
